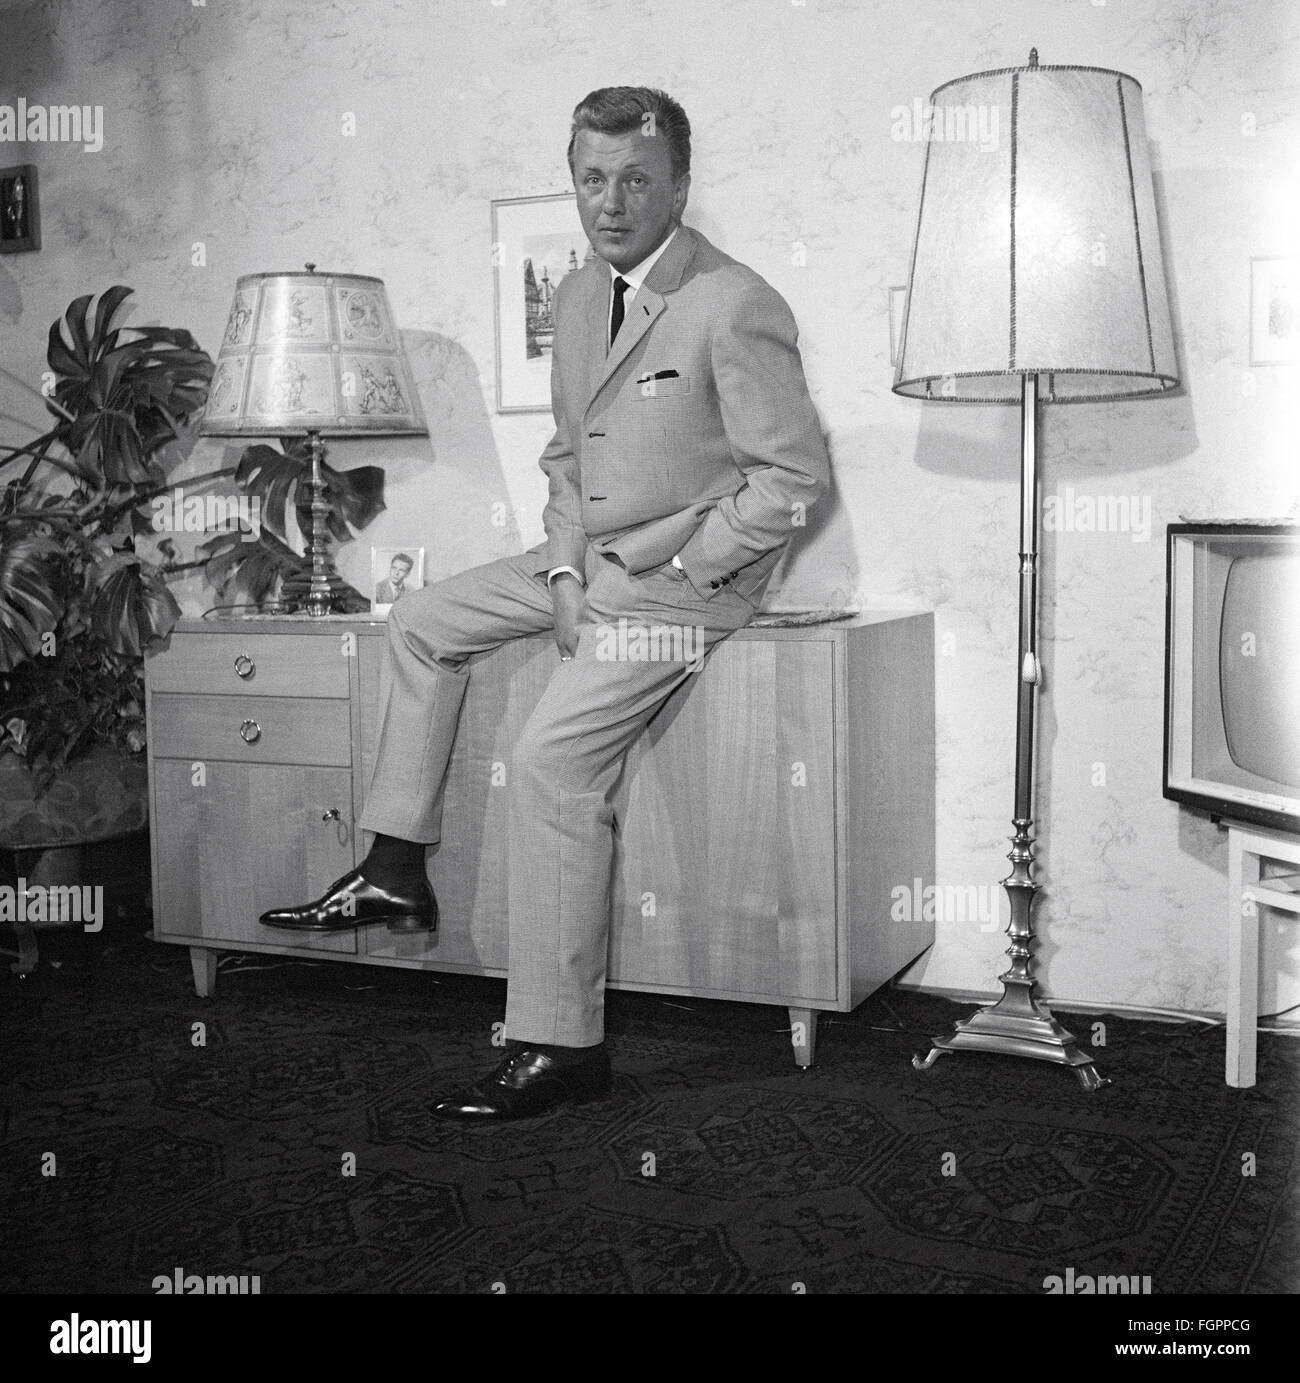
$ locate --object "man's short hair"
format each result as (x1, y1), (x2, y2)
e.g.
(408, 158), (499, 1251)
(567, 87), (691, 182)
(391, 552), (414, 571)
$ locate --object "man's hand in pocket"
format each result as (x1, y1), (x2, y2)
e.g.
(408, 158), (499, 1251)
(551, 572), (585, 660)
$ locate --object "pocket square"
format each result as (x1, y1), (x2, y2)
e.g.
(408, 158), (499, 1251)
(636, 372), (691, 399)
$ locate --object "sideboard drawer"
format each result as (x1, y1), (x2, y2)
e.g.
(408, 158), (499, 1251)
(148, 632), (352, 698)
(149, 694), (352, 766)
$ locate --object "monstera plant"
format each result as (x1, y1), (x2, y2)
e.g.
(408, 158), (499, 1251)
(0, 288), (215, 812)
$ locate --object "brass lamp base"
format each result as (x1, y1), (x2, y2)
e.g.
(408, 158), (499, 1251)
(912, 815), (1110, 1092)
(278, 568), (352, 618)
(913, 1005), (1110, 1092)
(280, 430), (344, 617)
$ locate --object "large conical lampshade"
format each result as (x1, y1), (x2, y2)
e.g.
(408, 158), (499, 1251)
(893, 57), (1179, 403)
(201, 268), (427, 436)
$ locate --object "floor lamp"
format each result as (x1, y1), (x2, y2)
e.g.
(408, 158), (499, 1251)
(895, 52), (1180, 1090)
(201, 266), (427, 615)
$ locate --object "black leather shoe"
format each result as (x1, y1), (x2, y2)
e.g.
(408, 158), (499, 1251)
(259, 868), (437, 934)
(431, 1046), (611, 1120)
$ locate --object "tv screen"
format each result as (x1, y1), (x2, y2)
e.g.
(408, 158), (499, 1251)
(1165, 522), (1300, 835)
(1220, 551), (1300, 790)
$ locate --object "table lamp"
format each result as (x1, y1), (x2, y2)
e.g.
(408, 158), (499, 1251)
(894, 51), (1180, 1089)
(201, 265), (427, 615)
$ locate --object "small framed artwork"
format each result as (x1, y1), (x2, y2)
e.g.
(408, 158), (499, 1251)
(0, 164), (40, 254)
(492, 192), (588, 412)
(371, 546), (424, 616)
(1249, 257), (1296, 366)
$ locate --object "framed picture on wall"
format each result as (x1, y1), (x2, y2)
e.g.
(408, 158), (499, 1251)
(0, 164), (40, 254)
(492, 192), (588, 412)
(371, 546), (425, 616)
(1250, 257), (1296, 366)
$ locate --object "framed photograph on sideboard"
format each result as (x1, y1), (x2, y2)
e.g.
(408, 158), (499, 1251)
(492, 193), (587, 412)
(371, 546), (425, 617)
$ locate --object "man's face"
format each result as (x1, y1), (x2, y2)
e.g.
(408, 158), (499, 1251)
(572, 128), (689, 273)
(389, 558), (412, 584)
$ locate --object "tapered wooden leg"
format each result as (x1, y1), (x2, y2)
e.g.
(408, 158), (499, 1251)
(189, 946), (218, 998)
(1226, 830), (1258, 1089)
(788, 1007), (817, 1068)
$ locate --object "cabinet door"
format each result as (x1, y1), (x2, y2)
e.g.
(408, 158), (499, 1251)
(151, 759), (357, 955)
(609, 637), (838, 1003)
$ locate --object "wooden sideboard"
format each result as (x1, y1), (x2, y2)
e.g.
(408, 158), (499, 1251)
(146, 612), (934, 1065)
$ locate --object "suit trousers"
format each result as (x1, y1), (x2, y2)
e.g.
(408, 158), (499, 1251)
(357, 547), (759, 1046)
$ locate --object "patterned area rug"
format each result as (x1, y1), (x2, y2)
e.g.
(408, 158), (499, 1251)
(2, 923), (1297, 1294)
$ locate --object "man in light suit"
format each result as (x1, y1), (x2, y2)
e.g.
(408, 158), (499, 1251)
(261, 87), (829, 1119)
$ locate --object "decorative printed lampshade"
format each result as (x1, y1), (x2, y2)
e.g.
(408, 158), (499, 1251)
(893, 56), (1179, 403)
(201, 268), (427, 436)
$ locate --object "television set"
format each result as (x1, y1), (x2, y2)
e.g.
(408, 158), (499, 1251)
(1164, 521), (1300, 834)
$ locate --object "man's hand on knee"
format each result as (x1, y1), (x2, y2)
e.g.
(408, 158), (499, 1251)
(550, 572), (585, 661)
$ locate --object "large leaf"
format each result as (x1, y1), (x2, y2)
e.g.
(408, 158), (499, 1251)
(200, 527), (310, 606)
(91, 285), (134, 348)
(45, 289), (214, 488)
(0, 526), (64, 671)
(235, 441), (386, 544)
(45, 293), (94, 378)
(87, 552), (181, 657)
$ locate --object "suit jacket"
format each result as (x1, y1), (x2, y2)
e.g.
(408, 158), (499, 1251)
(374, 579), (407, 605)
(530, 224), (828, 602)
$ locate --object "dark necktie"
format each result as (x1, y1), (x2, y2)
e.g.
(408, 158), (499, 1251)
(609, 276), (629, 350)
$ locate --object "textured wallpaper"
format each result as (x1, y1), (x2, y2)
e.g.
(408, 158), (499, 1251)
(1, 0), (1296, 1014)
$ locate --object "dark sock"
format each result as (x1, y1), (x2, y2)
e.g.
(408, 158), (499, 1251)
(510, 1039), (605, 1066)
(360, 833), (427, 894)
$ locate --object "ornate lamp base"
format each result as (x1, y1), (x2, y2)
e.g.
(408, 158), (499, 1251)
(279, 431), (344, 618)
(278, 568), (352, 618)
(912, 816), (1111, 1092)
(912, 1005), (1110, 1092)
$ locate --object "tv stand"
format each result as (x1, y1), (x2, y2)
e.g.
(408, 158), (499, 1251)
(1226, 822), (1300, 1088)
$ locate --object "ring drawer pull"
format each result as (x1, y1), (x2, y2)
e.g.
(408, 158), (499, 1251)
(233, 653), (255, 679)
(239, 719), (262, 744)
